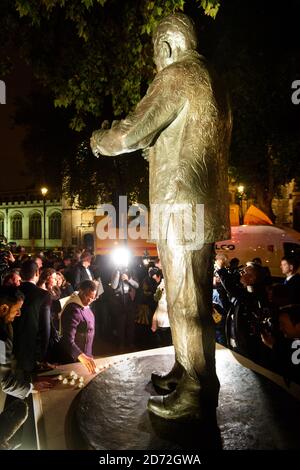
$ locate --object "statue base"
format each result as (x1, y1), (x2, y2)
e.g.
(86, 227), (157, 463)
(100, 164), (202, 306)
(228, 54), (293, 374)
(68, 348), (300, 450)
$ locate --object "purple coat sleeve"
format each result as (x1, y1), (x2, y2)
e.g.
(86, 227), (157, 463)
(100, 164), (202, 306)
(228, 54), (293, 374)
(60, 304), (83, 361)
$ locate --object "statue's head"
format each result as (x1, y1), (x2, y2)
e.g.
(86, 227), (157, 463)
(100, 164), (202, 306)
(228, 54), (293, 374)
(153, 13), (198, 72)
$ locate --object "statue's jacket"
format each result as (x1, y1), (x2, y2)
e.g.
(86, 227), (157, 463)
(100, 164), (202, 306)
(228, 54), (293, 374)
(96, 50), (232, 244)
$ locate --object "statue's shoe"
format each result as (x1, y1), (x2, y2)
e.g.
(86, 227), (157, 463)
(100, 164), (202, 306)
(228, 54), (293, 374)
(151, 361), (184, 393)
(148, 375), (202, 420)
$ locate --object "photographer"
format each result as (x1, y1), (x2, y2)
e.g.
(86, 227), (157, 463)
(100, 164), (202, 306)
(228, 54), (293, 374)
(261, 304), (300, 384)
(213, 254), (231, 313)
(226, 263), (269, 362)
(213, 254), (243, 345)
(111, 265), (139, 351)
(135, 266), (162, 349)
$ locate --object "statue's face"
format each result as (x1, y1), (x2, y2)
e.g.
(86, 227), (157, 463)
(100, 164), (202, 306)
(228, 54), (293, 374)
(153, 37), (170, 72)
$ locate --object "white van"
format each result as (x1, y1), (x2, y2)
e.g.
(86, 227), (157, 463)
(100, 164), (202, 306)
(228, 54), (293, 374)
(216, 225), (300, 277)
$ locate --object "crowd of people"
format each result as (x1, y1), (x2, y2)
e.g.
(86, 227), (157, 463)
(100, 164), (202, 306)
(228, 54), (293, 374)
(0, 246), (171, 370)
(1, 246), (300, 381)
(0, 245), (172, 448)
(213, 253), (300, 385)
(1, 243), (300, 447)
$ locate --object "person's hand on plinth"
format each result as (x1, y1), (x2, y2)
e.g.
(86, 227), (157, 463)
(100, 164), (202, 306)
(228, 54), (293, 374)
(78, 353), (97, 374)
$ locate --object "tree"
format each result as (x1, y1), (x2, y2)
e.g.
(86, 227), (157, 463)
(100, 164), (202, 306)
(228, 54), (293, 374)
(0, 0), (221, 207)
(63, 140), (149, 208)
(13, 91), (76, 191)
(9, 0), (221, 131)
(2, 0), (300, 218)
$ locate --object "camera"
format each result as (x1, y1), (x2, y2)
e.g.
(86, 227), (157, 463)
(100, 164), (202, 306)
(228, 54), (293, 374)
(246, 306), (276, 338)
(148, 267), (162, 278)
(260, 316), (276, 335)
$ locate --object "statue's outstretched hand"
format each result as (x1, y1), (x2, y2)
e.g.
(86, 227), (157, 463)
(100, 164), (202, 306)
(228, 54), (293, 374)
(101, 120), (110, 129)
(90, 120), (120, 157)
(90, 120), (115, 157)
(90, 129), (106, 157)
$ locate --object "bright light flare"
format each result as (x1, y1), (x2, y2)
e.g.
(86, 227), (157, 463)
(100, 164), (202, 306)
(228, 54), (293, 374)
(111, 247), (130, 267)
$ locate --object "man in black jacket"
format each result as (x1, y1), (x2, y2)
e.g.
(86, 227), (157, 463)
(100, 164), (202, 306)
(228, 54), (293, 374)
(280, 256), (300, 304)
(13, 260), (52, 376)
(0, 288), (29, 397)
(0, 286), (53, 449)
(261, 304), (300, 384)
(111, 268), (139, 350)
(73, 251), (95, 290)
(73, 251), (104, 300)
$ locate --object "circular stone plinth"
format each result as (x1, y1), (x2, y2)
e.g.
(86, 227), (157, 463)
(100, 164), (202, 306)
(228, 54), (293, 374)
(70, 352), (300, 450)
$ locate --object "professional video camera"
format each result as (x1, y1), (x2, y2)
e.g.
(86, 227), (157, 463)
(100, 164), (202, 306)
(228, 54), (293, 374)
(259, 313), (277, 336)
(226, 299), (277, 361)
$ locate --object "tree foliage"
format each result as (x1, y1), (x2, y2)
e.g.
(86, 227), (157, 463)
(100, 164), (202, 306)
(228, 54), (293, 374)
(1, 0), (220, 207)
(10, 0), (220, 131)
(62, 140), (149, 208)
(2, 0), (300, 219)
(13, 91), (76, 190)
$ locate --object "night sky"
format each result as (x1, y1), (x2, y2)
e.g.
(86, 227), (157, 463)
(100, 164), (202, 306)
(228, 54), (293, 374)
(0, 58), (33, 191)
(1, 1), (300, 194)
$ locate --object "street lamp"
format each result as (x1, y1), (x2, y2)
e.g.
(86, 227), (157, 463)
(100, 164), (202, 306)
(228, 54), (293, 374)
(237, 185), (245, 225)
(41, 187), (48, 251)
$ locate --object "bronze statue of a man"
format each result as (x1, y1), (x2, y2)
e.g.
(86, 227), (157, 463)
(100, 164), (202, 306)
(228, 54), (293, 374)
(91, 13), (231, 420)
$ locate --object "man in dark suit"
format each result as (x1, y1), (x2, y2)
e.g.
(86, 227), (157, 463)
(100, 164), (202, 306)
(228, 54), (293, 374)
(0, 286), (53, 449)
(0, 287), (30, 398)
(13, 260), (52, 377)
(73, 251), (95, 290)
(280, 256), (300, 304)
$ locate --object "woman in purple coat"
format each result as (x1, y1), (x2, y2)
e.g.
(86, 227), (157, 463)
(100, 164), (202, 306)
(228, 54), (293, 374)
(59, 280), (97, 373)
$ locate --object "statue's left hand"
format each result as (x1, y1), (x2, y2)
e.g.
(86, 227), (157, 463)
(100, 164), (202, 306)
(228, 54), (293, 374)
(90, 129), (106, 157)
